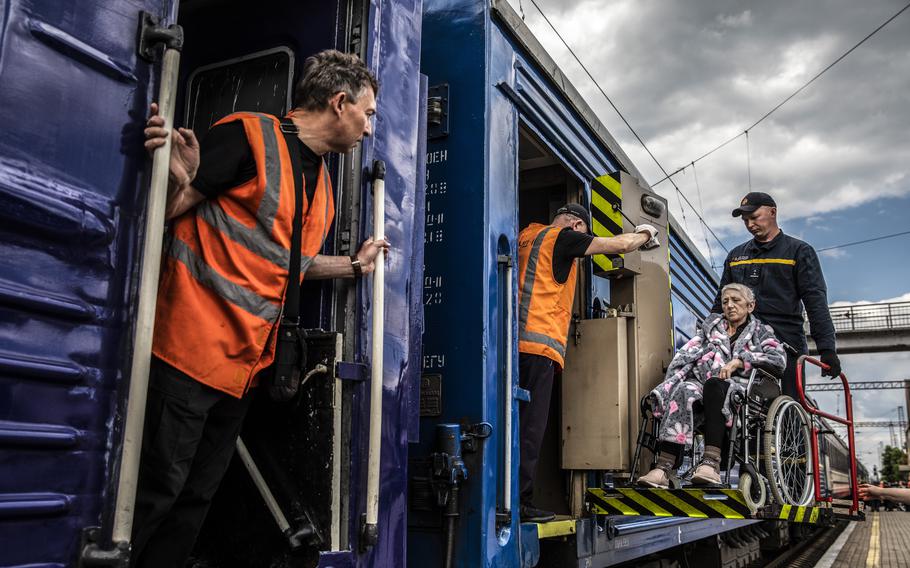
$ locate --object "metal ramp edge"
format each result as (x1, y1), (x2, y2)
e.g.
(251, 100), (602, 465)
(586, 487), (840, 525)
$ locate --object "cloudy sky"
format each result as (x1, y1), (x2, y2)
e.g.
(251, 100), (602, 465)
(505, 0), (910, 474)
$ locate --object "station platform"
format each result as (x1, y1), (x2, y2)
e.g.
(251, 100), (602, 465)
(822, 512), (910, 568)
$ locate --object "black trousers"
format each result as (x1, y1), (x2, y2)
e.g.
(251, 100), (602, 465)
(702, 378), (730, 448)
(131, 358), (254, 568)
(518, 353), (556, 505)
(660, 377), (730, 463)
(778, 334), (808, 400)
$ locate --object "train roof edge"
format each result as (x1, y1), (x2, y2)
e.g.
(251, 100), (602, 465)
(490, 0), (720, 280)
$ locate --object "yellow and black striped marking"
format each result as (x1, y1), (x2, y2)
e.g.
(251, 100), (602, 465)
(756, 503), (833, 525)
(586, 487), (753, 520)
(590, 172), (623, 275)
(535, 519), (576, 539)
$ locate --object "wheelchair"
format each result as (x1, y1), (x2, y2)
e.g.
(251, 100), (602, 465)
(631, 366), (815, 512)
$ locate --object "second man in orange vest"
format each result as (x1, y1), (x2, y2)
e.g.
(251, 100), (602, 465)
(517, 203), (657, 522)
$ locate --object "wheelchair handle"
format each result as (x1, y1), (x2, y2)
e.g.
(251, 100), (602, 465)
(796, 355), (859, 516)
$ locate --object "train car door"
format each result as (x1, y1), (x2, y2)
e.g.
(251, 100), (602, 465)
(153, 1), (426, 567)
(0, 2), (180, 567)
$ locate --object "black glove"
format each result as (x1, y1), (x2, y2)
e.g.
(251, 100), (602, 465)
(820, 349), (841, 378)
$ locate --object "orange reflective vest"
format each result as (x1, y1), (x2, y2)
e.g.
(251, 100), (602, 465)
(152, 112), (335, 398)
(517, 223), (578, 367)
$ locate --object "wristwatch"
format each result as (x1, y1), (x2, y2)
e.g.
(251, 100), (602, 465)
(350, 255), (363, 278)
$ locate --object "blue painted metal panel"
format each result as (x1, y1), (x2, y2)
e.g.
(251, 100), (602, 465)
(416, 2), (743, 567)
(412, 1), (492, 566)
(333, 0), (426, 565)
(0, 2), (174, 566)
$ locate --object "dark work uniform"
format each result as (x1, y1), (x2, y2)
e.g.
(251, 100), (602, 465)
(710, 230), (836, 400)
(132, 121), (320, 567)
(519, 228), (593, 505)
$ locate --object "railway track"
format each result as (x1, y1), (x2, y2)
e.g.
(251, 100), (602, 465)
(760, 521), (847, 568)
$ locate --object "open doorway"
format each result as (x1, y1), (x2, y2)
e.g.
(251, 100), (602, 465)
(166, 1), (365, 565)
(516, 124), (587, 517)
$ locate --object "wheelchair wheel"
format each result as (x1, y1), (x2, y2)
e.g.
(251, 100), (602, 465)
(739, 471), (767, 513)
(763, 396), (814, 506)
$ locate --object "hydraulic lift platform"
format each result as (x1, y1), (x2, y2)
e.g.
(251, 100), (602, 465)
(586, 487), (863, 525)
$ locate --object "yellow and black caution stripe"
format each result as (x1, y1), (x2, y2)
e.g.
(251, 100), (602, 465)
(535, 519), (577, 539)
(590, 172), (624, 275)
(757, 503), (833, 525)
(586, 487), (753, 520)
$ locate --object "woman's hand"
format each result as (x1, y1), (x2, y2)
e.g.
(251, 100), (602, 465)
(718, 358), (743, 380)
(858, 484), (882, 501)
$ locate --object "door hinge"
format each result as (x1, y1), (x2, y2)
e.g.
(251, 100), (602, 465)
(138, 11), (183, 62)
(336, 360), (368, 381)
(427, 83), (450, 139)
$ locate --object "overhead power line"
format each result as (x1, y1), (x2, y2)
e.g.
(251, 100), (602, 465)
(652, 0), (910, 188)
(526, 0), (729, 253)
(817, 230), (910, 252)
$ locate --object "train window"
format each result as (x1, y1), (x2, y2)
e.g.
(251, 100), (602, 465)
(671, 293), (700, 349)
(183, 47), (295, 135)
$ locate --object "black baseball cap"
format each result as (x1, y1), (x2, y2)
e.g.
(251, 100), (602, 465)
(732, 192), (776, 217)
(555, 203), (592, 233)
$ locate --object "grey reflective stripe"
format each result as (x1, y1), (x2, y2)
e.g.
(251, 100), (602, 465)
(256, 115), (283, 233)
(317, 162), (331, 248)
(169, 238), (280, 322)
(301, 255), (314, 273)
(520, 330), (567, 359)
(518, 226), (557, 334)
(197, 201), (287, 267)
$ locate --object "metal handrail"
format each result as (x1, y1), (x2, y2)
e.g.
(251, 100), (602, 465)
(795, 355), (860, 515)
(363, 161), (386, 546)
(824, 301), (910, 333)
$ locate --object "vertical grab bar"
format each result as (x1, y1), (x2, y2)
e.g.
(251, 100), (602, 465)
(497, 254), (514, 521)
(363, 160), (386, 545)
(111, 41), (181, 547)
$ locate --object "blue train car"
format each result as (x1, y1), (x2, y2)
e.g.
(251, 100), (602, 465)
(0, 0), (776, 567)
(409, 2), (760, 567)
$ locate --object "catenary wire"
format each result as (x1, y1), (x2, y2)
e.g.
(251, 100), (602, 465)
(691, 163), (715, 268)
(816, 230), (910, 252)
(526, 0), (729, 253)
(651, 0), (910, 188)
(745, 131), (752, 192)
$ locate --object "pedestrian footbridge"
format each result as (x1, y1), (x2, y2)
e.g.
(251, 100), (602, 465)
(808, 301), (910, 355)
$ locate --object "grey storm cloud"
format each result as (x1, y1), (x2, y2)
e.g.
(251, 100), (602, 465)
(509, 0), (910, 250)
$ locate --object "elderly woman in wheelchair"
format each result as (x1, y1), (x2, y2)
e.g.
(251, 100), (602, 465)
(638, 283), (786, 489)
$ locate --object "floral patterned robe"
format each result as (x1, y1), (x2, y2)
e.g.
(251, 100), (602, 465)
(650, 313), (786, 446)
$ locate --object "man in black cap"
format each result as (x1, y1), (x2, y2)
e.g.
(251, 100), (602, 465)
(711, 192), (840, 399)
(516, 203), (657, 522)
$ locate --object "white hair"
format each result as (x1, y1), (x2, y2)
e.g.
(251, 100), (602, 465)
(721, 283), (755, 303)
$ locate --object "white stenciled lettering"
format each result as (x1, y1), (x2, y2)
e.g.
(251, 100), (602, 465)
(423, 354), (446, 369)
(424, 291), (443, 306)
(426, 181), (447, 195)
(426, 149), (448, 164)
(424, 229), (444, 244)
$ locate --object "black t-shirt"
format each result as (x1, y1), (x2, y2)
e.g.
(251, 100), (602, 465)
(552, 228), (594, 284)
(193, 122), (321, 203)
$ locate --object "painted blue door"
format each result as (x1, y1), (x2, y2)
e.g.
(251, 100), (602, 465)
(0, 1), (176, 566)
